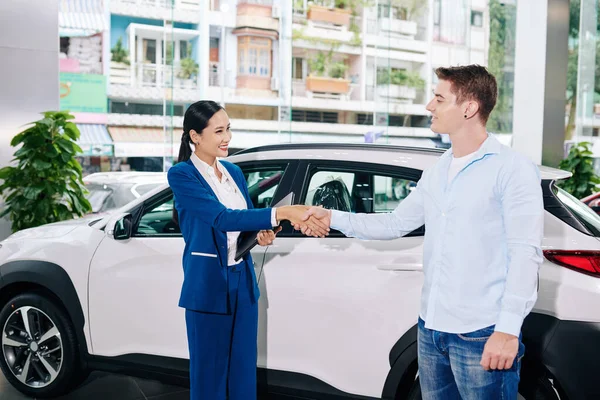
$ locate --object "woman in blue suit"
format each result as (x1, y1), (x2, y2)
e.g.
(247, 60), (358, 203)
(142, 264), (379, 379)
(167, 101), (328, 400)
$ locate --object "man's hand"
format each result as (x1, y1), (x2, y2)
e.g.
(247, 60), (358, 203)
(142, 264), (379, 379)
(292, 206), (331, 236)
(257, 226), (282, 246)
(480, 332), (519, 371)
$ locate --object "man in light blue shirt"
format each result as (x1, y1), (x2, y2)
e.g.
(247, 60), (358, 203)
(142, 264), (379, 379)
(299, 65), (543, 399)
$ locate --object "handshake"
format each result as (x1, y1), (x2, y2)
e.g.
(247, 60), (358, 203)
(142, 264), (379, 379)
(275, 205), (332, 238)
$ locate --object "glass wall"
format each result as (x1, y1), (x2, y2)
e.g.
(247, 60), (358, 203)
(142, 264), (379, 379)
(57, 0), (518, 174)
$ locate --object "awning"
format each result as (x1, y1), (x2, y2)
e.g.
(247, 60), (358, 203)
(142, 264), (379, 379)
(59, 0), (107, 37)
(109, 127), (183, 143)
(76, 124), (113, 156)
(109, 126), (182, 158)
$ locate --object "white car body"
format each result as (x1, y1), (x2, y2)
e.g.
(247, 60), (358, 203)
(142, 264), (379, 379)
(0, 143), (598, 399)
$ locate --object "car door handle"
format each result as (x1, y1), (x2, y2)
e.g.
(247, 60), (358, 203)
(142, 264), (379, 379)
(377, 264), (422, 271)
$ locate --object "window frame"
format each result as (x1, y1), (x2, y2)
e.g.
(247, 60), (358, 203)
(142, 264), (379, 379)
(131, 188), (181, 238)
(290, 160), (424, 238)
(237, 36), (272, 78)
(237, 159), (300, 204)
(471, 10), (484, 28)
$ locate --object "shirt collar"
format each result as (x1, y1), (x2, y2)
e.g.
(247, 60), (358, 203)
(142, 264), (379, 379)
(190, 153), (228, 181)
(444, 132), (503, 161)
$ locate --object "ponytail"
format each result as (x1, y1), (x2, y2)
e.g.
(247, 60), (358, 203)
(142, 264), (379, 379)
(177, 131), (192, 164)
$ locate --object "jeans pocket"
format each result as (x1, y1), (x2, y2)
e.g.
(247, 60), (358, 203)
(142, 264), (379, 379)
(457, 325), (495, 342)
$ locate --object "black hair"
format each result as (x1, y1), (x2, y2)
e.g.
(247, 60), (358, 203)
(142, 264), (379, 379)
(177, 100), (224, 163)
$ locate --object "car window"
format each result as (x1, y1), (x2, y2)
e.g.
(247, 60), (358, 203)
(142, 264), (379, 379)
(242, 166), (287, 208)
(303, 169), (417, 214)
(373, 177), (417, 213)
(555, 186), (600, 236)
(134, 195), (181, 236)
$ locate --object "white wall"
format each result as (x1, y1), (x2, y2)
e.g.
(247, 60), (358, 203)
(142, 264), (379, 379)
(0, 0), (59, 239)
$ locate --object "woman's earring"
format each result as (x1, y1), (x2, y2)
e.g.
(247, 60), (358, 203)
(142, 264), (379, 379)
(464, 115), (467, 118)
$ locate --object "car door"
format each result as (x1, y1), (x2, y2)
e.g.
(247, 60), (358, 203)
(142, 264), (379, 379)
(258, 161), (425, 398)
(87, 163), (293, 359)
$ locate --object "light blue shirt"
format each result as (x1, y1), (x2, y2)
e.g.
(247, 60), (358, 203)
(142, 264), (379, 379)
(331, 134), (544, 336)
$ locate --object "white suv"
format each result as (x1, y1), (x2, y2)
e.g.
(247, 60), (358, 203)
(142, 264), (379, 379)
(0, 143), (598, 400)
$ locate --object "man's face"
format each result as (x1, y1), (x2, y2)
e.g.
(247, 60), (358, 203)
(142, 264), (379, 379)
(425, 79), (466, 135)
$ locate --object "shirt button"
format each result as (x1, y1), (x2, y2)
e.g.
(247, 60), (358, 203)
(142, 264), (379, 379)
(442, 213), (446, 217)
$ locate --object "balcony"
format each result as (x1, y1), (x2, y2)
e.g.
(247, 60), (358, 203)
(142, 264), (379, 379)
(307, 4), (351, 28)
(292, 79), (359, 102)
(379, 18), (418, 39)
(109, 62), (200, 102)
(376, 84), (417, 103)
(108, 113), (184, 127)
(110, 0), (201, 23)
(236, 0), (279, 32)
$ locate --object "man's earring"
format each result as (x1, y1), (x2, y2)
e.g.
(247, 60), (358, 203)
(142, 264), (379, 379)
(464, 115), (467, 118)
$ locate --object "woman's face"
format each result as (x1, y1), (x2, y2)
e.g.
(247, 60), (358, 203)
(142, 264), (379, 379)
(191, 109), (232, 161)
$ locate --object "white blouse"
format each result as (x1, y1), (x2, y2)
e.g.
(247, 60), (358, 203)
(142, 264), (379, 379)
(190, 153), (276, 265)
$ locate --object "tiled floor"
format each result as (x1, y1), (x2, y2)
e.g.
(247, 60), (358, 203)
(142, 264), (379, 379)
(0, 372), (190, 400)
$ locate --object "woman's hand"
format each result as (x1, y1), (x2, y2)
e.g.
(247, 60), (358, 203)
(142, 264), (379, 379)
(257, 226), (282, 246)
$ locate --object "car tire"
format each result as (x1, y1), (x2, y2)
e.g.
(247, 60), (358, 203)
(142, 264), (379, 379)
(0, 292), (84, 398)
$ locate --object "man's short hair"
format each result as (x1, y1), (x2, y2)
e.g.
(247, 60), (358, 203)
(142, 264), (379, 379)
(434, 65), (497, 123)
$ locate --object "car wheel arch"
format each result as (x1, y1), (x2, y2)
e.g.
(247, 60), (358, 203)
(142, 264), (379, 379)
(381, 324), (419, 399)
(0, 260), (89, 365)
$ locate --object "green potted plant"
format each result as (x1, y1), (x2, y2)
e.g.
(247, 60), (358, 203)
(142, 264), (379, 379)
(177, 57), (199, 87)
(111, 37), (130, 65)
(558, 142), (600, 198)
(0, 111), (92, 233)
(307, 52), (350, 94)
(377, 68), (421, 101)
(329, 61), (349, 79)
(308, 51), (329, 77)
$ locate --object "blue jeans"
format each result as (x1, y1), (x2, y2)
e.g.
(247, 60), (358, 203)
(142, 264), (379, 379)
(417, 318), (524, 400)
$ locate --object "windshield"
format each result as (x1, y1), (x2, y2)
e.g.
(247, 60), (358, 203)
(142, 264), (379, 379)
(85, 183), (137, 213)
(555, 186), (600, 236)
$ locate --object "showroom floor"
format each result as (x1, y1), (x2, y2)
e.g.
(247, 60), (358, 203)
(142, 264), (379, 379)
(0, 372), (190, 400)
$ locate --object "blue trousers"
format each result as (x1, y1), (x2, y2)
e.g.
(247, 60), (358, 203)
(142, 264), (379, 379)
(186, 260), (258, 400)
(417, 318), (524, 400)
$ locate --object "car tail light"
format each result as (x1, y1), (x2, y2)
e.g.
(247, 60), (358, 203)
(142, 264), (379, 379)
(543, 250), (600, 277)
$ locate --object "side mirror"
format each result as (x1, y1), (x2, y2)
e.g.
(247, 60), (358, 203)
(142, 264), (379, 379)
(107, 213), (133, 241)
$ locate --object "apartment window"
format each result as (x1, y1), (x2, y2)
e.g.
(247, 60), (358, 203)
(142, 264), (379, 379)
(357, 113), (373, 125)
(433, 0), (466, 45)
(238, 36), (271, 77)
(357, 114), (407, 127)
(259, 49), (269, 76)
(378, 4), (404, 20)
(291, 110), (338, 123)
(110, 101), (184, 116)
(471, 11), (483, 27)
(142, 39), (157, 64)
(180, 41), (189, 59)
(292, 57), (305, 80)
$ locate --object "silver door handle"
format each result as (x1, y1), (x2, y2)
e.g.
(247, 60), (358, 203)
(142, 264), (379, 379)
(377, 264), (422, 271)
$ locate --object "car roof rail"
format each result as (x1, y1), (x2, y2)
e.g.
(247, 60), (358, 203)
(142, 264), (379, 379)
(232, 143), (446, 156)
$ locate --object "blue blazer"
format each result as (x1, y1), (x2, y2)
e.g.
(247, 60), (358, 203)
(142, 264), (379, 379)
(167, 159), (273, 314)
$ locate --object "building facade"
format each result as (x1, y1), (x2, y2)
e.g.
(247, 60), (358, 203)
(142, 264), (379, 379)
(59, 0), (491, 173)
